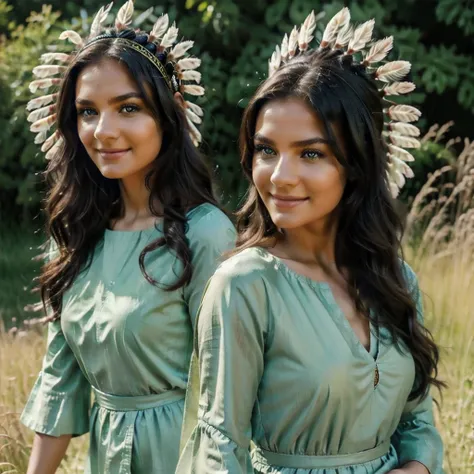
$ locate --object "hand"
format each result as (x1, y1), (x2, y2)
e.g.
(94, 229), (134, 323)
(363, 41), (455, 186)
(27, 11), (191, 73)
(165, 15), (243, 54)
(387, 462), (430, 474)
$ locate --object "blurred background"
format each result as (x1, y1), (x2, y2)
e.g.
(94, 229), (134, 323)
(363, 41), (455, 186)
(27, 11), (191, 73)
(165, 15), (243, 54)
(0, 0), (473, 472)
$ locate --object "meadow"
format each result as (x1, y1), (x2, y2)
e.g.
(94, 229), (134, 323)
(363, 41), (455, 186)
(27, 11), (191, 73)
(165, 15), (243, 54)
(0, 128), (473, 472)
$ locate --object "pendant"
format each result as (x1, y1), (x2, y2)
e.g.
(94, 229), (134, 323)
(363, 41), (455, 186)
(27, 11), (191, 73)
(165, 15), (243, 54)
(374, 364), (380, 388)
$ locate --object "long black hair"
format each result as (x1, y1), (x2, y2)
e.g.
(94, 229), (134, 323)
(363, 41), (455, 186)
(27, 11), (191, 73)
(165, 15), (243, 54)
(237, 48), (443, 400)
(40, 31), (219, 320)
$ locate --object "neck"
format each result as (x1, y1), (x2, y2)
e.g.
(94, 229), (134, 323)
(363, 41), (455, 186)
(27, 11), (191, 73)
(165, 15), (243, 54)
(279, 213), (339, 266)
(119, 173), (154, 222)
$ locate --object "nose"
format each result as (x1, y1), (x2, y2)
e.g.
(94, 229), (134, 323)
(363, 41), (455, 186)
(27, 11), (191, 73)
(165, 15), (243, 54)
(270, 155), (299, 187)
(93, 111), (119, 142)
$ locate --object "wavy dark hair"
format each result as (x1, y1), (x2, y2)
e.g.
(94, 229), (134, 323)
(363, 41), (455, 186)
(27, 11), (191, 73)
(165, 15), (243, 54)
(40, 31), (219, 320)
(237, 48), (443, 400)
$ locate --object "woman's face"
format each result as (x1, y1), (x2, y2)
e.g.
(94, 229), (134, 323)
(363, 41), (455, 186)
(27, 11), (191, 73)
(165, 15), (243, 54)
(75, 57), (162, 181)
(252, 97), (346, 231)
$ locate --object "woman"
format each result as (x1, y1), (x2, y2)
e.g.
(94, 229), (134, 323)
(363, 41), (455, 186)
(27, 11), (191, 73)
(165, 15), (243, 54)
(178, 8), (444, 474)
(21, 2), (235, 473)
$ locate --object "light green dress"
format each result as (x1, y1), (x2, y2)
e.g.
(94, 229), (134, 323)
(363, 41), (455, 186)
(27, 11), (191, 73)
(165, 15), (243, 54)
(21, 203), (236, 474)
(178, 247), (444, 474)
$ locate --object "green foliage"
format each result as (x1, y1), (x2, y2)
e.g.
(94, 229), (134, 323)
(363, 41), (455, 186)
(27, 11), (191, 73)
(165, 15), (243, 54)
(0, 0), (473, 220)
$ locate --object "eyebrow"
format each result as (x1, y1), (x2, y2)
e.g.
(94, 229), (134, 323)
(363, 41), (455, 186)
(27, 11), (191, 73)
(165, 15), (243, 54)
(75, 92), (143, 106)
(253, 133), (331, 148)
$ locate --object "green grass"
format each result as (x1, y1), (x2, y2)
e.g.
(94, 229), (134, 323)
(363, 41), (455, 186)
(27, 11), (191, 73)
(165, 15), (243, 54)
(0, 226), (43, 330)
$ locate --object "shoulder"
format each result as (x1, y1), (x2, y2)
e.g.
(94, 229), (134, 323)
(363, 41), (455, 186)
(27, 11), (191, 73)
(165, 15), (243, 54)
(399, 259), (419, 292)
(186, 203), (235, 242)
(210, 247), (278, 293)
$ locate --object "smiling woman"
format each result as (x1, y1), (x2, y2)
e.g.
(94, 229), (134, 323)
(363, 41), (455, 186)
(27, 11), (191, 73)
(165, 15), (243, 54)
(178, 6), (445, 474)
(20, 2), (235, 474)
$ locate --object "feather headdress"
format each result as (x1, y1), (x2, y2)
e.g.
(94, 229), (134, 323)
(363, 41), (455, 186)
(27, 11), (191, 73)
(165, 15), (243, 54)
(27, 0), (205, 154)
(267, 8), (421, 198)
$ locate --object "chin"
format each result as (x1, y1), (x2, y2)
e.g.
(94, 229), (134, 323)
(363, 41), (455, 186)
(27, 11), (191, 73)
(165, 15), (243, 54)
(270, 213), (308, 229)
(97, 166), (128, 180)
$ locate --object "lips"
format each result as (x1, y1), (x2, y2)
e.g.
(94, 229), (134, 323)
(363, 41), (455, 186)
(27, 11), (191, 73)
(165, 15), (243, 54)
(97, 149), (130, 159)
(270, 194), (309, 209)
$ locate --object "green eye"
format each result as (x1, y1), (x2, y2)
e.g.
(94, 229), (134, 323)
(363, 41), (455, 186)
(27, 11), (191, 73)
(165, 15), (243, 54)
(255, 144), (276, 156)
(121, 104), (140, 113)
(78, 108), (96, 117)
(302, 150), (323, 160)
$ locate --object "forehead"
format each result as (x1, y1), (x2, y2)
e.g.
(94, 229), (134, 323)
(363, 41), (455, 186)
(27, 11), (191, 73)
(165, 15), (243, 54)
(75, 57), (139, 98)
(255, 97), (327, 140)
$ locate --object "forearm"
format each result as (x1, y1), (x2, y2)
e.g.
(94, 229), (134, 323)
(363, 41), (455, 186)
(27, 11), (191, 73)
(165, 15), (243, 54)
(26, 432), (72, 474)
(402, 461), (430, 473)
(390, 461), (430, 474)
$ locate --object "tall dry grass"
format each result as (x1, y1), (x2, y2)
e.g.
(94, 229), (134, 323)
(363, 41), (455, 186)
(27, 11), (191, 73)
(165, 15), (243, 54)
(0, 125), (473, 472)
(404, 124), (474, 473)
(0, 327), (88, 473)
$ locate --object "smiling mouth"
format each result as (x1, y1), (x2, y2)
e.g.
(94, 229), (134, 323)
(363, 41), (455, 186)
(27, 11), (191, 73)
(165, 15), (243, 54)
(270, 194), (309, 208)
(97, 149), (130, 159)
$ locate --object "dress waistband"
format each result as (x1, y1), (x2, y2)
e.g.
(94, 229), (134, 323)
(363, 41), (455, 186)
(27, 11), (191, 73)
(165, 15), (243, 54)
(252, 439), (391, 469)
(92, 386), (185, 412)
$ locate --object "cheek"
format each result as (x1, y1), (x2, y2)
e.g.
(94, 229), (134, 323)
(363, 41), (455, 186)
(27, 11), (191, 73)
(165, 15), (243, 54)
(252, 158), (271, 194)
(77, 120), (95, 149)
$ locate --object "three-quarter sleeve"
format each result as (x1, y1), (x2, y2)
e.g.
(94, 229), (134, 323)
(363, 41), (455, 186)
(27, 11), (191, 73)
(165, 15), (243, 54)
(177, 266), (268, 473)
(21, 318), (91, 437)
(183, 206), (236, 327)
(391, 263), (444, 473)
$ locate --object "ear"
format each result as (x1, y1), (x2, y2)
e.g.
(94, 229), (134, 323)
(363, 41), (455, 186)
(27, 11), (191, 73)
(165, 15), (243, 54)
(173, 91), (186, 110)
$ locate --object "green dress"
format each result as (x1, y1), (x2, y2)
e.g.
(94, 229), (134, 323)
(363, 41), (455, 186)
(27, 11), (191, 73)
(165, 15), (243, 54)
(21, 203), (236, 474)
(178, 247), (444, 474)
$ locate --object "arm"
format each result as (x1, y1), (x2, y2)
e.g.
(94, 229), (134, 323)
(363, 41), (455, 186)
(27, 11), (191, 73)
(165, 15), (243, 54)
(21, 319), (91, 467)
(390, 264), (444, 474)
(178, 268), (267, 473)
(183, 206), (236, 327)
(26, 433), (72, 474)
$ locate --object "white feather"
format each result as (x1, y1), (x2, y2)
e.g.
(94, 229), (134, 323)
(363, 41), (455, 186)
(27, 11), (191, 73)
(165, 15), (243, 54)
(45, 137), (63, 160)
(388, 144), (415, 162)
(281, 34), (289, 61)
(29, 79), (61, 94)
(169, 40), (194, 60)
(363, 36), (393, 64)
(34, 131), (48, 144)
(387, 105), (421, 123)
(298, 11), (316, 51)
(41, 131), (60, 153)
(186, 101), (203, 117)
(389, 133), (420, 149)
(187, 118), (202, 146)
(30, 114), (57, 133)
(183, 85), (205, 96)
(27, 93), (58, 111)
(33, 65), (67, 79)
(348, 19), (375, 53)
(186, 107), (202, 124)
(376, 61), (411, 83)
(27, 104), (56, 123)
(149, 14), (169, 43)
(58, 30), (84, 47)
(90, 2), (113, 37)
(335, 24), (353, 48)
(321, 7), (350, 47)
(389, 122), (420, 137)
(160, 23), (179, 49)
(384, 81), (416, 96)
(269, 46), (281, 76)
(115, 0), (134, 30)
(181, 70), (201, 83)
(177, 58), (201, 71)
(288, 26), (299, 58)
(40, 53), (70, 64)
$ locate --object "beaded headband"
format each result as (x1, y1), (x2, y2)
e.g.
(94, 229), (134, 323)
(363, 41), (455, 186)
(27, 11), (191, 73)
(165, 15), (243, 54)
(27, 0), (205, 157)
(268, 8), (421, 198)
